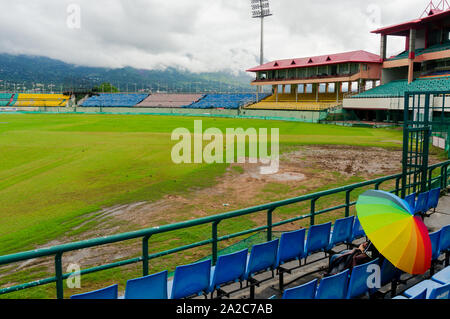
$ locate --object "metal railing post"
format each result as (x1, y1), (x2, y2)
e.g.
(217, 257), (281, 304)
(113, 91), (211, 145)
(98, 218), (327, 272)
(395, 177), (401, 197)
(310, 198), (317, 226)
(55, 253), (64, 299)
(345, 190), (351, 217)
(142, 235), (151, 277)
(267, 208), (275, 242)
(212, 221), (220, 265)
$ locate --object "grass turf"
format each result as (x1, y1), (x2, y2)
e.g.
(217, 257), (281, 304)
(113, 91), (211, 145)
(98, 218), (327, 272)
(0, 113), (403, 256)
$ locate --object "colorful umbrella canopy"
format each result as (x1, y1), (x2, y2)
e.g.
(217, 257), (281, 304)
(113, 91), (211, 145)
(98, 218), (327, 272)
(356, 190), (432, 275)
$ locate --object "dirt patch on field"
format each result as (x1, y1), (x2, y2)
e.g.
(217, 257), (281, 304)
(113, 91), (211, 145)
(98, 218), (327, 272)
(2, 144), (439, 285)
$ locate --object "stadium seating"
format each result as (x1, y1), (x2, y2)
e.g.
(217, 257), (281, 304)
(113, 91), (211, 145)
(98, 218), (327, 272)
(186, 93), (270, 109)
(136, 93), (204, 108)
(346, 258), (379, 299)
(404, 193), (416, 212)
(440, 225), (450, 266)
(351, 217), (366, 243)
(69, 221), (450, 300)
(245, 239), (279, 299)
(328, 216), (354, 250)
(304, 222), (332, 261)
(276, 229), (306, 289)
(414, 192), (429, 215)
(353, 76), (450, 98)
(124, 270), (168, 299)
(247, 92), (341, 111)
(168, 259), (211, 299)
(81, 94), (148, 107)
(282, 279), (318, 299)
(2, 94), (70, 107)
(0, 93), (17, 106)
(209, 249), (248, 298)
(70, 284), (118, 299)
(388, 42), (450, 62)
(432, 266), (450, 285)
(427, 188), (441, 212)
(393, 289), (427, 299)
(315, 269), (349, 299)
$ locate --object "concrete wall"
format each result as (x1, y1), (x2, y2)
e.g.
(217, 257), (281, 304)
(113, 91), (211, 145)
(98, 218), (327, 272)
(343, 95), (450, 111)
(1, 106), (328, 123)
(381, 67), (408, 84)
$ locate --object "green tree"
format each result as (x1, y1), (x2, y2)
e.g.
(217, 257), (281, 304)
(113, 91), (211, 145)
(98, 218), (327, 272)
(93, 82), (119, 93)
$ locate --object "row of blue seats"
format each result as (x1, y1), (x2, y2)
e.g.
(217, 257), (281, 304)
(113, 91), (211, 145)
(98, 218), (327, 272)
(185, 94), (270, 109)
(404, 188), (441, 216)
(71, 216), (366, 299)
(393, 266), (450, 299)
(81, 94), (149, 107)
(275, 224), (450, 299)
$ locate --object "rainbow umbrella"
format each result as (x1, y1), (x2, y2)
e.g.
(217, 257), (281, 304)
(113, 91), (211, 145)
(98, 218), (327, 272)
(356, 190), (432, 275)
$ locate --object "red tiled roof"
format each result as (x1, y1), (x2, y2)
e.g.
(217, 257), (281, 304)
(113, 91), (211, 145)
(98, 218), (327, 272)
(371, 8), (450, 36)
(246, 50), (380, 72)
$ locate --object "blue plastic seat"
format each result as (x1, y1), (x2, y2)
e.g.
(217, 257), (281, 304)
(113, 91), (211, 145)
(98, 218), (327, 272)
(282, 279), (318, 299)
(404, 280), (442, 299)
(346, 258), (379, 299)
(432, 266), (450, 285)
(414, 192), (429, 214)
(404, 193), (416, 212)
(209, 249), (248, 295)
(305, 222), (332, 258)
(328, 216), (354, 250)
(245, 239), (279, 279)
(316, 269), (349, 299)
(124, 270), (168, 299)
(393, 289), (427, 300)
(426, 188), (440, 212)
(351, 217), (366, 242)
(428, 282), (450, 299)
(277, 229), (306, 266)
(169, 260), (211, 299)
(439, 225), (450, 257)
(430, 230), (442, 262)
(70, 284), (118, 299)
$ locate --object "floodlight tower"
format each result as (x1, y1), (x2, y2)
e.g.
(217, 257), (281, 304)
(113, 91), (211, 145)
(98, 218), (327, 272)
(251, 0), (272, 93)
(251, 0), (272, 66)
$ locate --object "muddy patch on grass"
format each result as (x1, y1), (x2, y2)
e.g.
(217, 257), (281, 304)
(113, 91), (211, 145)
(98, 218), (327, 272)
(1, 144), (428, 284)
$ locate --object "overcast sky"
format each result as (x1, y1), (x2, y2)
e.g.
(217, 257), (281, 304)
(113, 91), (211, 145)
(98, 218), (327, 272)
(0, 0), (435, 73)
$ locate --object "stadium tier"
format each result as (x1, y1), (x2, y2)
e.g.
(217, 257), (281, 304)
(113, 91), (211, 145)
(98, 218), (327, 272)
(387, 41), (450, 61)
(353, 77), (450, 98)
(247, 93), (342, 111)
(185, 93), (270, 109)
(135, 93), (204, 108)
(0, 93), (17, 106)
(0, 94), (69, 107)
(81, 94), (149, 107)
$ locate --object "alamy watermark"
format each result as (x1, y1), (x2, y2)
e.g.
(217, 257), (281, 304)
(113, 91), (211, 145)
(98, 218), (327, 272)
(67, 3), (81, 29)
(171, 120), (279, 174)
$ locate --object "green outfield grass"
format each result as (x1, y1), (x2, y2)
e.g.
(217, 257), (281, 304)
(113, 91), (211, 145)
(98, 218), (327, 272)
(0, 113), (403, 257)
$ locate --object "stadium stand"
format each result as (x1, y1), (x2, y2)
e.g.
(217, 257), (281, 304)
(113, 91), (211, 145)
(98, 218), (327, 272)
(68, 220), (450, 299)
(0, 93), (17, 106)
(185, 93), (269, 109)
(81, 93), (148, 107)
(135, 93), (204, 108)
(353, 77), (450, 98)
(2, 94), (70, 107)
(387, 41), (450, 61)
(247, 93), (342, 111)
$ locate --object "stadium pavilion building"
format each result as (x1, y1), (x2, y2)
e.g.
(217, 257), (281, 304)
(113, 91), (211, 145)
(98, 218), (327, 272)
(246, 50), (382, 111)
(343, 7), (450, 122)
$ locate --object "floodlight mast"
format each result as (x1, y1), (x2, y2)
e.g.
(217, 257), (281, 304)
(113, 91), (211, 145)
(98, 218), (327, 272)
(251, 0), (272, 93)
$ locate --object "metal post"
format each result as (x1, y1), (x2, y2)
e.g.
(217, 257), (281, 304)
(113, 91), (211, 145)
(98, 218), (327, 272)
(212, 221), (220, 265)
(267, 208), (275, 242)
(142, 235), (151, 276)
(310, 198), (317, 226)
(345, 190), (351, 217)
(55, 253), (64, 299)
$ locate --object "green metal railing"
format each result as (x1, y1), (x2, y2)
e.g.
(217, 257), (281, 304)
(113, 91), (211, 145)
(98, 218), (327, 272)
(0, 160), (449, 299)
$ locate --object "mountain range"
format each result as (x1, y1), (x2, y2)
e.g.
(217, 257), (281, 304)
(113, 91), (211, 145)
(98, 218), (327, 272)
(0, 54), (256, 93)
